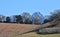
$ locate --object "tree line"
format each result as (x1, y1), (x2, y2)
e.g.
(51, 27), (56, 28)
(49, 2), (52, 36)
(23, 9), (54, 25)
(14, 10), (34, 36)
(0, 10), (60, 25)
(0, 12), (44, 24)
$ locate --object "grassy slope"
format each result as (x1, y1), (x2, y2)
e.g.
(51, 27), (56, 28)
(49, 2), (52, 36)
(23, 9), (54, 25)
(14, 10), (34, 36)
(0, 23), (40, 37)
(11, 32), (60, 37)
(0, 23), (60, 37)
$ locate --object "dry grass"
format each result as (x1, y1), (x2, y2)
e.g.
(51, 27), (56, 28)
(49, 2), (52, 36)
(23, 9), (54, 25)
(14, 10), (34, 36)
(0, 23), (40, 37)
(0, 23), (60, 37)
(11, 32), (60, 37)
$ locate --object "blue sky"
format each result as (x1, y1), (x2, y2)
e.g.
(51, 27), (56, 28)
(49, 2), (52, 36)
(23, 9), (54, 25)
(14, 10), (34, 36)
(0, 0), (60, 16)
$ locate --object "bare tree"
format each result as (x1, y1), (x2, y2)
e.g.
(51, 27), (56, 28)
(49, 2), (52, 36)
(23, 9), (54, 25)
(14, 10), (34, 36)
(0, 15), (6, 23)
(6, 16), (11, 23)
(44, 16), (51, 23)
(32, 12), (44, 25)
(21, 12), (32, 24)
(50, 10), (60, 20)
(15, 15), (22, 23)
(0, 15), (2, 22)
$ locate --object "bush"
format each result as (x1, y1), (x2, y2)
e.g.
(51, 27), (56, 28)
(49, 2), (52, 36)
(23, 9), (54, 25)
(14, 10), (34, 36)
(36, 27), (60, 34)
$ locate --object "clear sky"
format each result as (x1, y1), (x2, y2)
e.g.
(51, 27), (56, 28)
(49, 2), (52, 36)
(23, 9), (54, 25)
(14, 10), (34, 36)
(0, 0), (60, 16)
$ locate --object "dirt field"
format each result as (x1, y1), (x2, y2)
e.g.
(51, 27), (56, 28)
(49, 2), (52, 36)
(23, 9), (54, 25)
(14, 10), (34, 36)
(0, 23), (40, 37)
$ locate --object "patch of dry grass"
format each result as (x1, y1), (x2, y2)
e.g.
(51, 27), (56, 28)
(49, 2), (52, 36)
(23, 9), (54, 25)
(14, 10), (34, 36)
(11, 32), (60, 37)
(0, 23), (40, 37)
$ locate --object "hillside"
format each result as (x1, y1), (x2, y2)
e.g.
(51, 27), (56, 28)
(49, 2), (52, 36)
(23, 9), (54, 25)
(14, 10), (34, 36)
(0, 23), (40, 37)
(0, 20), (59, 37)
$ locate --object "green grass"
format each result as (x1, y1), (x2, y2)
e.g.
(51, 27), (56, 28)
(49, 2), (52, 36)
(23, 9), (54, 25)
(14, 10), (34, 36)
(11, 32), (60, 37)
